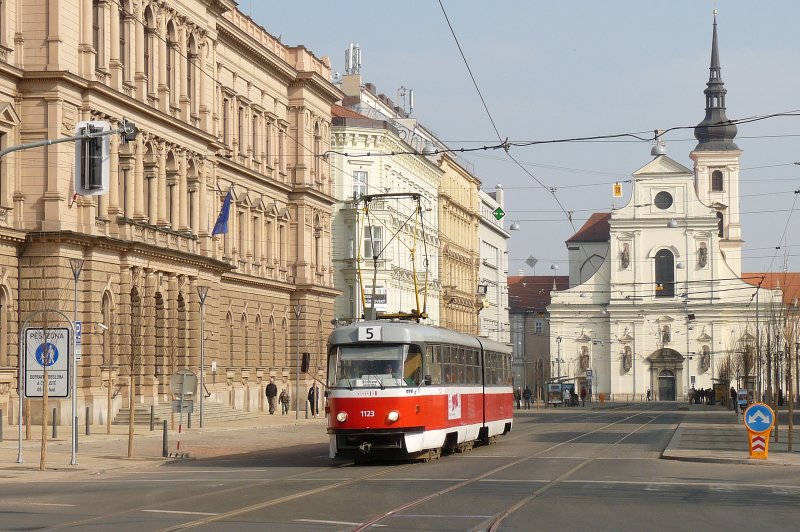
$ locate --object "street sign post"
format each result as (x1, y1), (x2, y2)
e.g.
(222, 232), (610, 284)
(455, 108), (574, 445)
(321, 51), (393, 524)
(24, 328), (71, 398)
(743, 403), (775, 460)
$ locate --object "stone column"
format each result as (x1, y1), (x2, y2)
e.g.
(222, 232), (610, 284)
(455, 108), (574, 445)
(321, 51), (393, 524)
(179, 25), (189, 118)
(199, 39), (209, 130)
(134, 0), (146, 100)
(81, 0), (94, 76)
(133, 136), (145, 220)
(178, 150), (188, 231)
(157, 9), (168, 111)
(155, 142), (166, 226)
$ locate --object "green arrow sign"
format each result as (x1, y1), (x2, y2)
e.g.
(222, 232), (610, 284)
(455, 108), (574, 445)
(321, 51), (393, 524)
(492, 207), (505, 220)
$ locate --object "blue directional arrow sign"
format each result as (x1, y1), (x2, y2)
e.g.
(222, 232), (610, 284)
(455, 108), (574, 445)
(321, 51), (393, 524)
(744, 403), (774, 433)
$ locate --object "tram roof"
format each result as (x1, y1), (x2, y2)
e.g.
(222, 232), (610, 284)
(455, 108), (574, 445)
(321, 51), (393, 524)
(328, 320), (511, 354)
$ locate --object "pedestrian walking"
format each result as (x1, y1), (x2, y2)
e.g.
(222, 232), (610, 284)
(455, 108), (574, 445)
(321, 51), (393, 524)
(279, 388), (290, 415)
(522, 386), (532, 410)
(514, 387), (522, 409)
(308, 384), (319, 416)
(580, 386), (587, 407)
(730, 386), (737, 413)
(646, 388), (651, 401)
(562, 386), (571, 407)
(265, 378), (278, 414)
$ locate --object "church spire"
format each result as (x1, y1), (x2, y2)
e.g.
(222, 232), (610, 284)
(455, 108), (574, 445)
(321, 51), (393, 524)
(693, 11), (739, 151)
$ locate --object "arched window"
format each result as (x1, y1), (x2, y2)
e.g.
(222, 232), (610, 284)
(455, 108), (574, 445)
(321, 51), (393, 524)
(711, 169), (724, 191)
(92, 0), (104, 70)
(268, 316), (275, 368)
(187, 35), (197, 112)
(226, 312), (234, 366)
(313, 122), (321, 181)
(119, 1), (130, 81)
(241, 313), (248, 366)
(101, 291), (112, 365)
(716, 212), (724, 238)
(143, 7), (155, 93)
(166, 21), (177, 106)
(654, 249), (675, 297)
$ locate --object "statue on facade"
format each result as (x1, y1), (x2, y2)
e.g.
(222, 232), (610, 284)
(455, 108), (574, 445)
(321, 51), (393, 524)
(697, 242), (708, 268)
(699, 347), (710, 372)
(579, 346), (590, 371)
(620, 243), (630, 269)
(622, 347), (632, 372)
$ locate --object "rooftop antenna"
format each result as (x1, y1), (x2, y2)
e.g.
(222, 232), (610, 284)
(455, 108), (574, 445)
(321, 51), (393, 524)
(344, 43), (361, 75)
(397, 86), (414, 115)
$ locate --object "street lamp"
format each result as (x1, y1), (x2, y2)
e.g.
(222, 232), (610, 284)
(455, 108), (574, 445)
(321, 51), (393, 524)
(196, 284), (209, 428)
(69, 257), (84, 466)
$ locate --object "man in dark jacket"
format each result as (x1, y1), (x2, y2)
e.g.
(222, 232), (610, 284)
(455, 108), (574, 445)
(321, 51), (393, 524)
(522, 386), (532, 410)
(308, 385), (319, 416)
(265, 378), (278, 414)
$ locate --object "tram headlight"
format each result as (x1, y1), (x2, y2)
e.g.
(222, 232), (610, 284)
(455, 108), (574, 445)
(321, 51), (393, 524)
(336, 412), (348, 423)
(387, 410), (400, 423)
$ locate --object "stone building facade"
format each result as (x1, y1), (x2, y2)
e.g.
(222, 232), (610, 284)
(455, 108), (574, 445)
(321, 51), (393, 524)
(0, 0), (341, 424)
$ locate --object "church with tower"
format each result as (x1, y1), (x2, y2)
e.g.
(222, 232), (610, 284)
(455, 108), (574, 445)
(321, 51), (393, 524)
(546, 15), (784, 401)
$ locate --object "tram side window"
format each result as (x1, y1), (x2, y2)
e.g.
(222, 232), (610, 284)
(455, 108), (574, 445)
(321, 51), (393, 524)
(426, 345), (442, 385)
(441, 344), (452, 384)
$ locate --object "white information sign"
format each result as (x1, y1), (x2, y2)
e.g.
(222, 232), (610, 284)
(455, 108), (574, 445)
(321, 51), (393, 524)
(358, 326), (382, 342)
(75, 320), (82, 361)
(25, 327), (71, 398)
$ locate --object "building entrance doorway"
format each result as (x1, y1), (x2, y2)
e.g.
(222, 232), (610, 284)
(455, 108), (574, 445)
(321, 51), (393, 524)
(658, 370), (676, 401)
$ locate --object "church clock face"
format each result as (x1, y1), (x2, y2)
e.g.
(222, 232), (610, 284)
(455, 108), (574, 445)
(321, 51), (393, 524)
(654, 191), (674, 210)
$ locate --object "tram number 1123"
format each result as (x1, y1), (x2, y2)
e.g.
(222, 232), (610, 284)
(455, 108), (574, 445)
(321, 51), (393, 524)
(361, 410), (375, 417)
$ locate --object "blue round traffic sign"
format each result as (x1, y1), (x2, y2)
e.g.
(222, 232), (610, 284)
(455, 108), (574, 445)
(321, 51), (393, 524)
(35, 342), (59, 367)
(743, 403), (774, 433)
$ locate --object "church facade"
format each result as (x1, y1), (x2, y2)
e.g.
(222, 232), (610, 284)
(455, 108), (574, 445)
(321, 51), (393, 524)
(547, 17), (783, 401)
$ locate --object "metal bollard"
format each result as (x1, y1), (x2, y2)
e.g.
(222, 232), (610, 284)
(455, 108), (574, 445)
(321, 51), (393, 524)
(162, 420), (168, 457)
(187, 412), (192, 429)
(85, 407), (90, 436)
(150, 405), (155, 432)
(52, 408), (57, 439)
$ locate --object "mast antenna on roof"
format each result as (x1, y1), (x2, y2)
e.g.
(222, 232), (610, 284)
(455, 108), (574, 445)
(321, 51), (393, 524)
(344, 43), (361, 75)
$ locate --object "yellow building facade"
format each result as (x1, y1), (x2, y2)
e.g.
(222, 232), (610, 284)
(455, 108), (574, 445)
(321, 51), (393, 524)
(0, 0), (341, 423)
(437, 154), (481, 334)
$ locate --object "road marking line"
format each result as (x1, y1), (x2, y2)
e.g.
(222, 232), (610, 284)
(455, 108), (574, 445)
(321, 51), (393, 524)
(143, 510), (219, 516)
(295, 519), (362, 526)
(28, 503), (77, 507)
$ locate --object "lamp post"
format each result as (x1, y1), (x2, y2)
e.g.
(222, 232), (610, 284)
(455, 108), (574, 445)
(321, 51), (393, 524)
(196, 285), (209, 429)
(294, 304), (303, 420)
(556, 336), (562, 381)
(69, 258), (84, 466)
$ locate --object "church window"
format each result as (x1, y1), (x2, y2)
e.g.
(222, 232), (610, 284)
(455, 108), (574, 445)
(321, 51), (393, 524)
(711, 170), (724, 191)
(654, 191), (673, 210)
(716, 212), (724, 238)
(654, 249), (675, 298)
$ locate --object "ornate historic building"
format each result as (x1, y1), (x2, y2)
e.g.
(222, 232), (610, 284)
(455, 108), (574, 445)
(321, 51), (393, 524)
(547, 17), (784, 401)
(0, 0), (341, 423)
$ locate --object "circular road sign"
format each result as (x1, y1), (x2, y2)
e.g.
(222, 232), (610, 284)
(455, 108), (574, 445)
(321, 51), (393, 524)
(743, 403), (775, 434)
(35, 342), (59, 367)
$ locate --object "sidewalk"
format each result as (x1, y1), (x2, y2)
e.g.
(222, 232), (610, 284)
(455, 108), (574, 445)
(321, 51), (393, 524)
(662, 403), (800, 466)
(0, 408), (328, 481)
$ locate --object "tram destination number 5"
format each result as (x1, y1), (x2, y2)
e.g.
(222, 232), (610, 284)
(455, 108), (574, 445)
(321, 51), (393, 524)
(358, 326), (382, 341)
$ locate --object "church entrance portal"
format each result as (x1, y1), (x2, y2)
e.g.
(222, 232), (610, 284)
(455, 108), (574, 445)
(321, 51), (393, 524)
(658, 370), (676, 401)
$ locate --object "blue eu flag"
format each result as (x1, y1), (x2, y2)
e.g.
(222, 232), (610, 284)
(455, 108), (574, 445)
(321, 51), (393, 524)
(212, 188), (233, 235)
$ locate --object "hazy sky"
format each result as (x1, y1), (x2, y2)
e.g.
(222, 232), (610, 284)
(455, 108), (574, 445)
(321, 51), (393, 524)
(247, 1), (800, 275)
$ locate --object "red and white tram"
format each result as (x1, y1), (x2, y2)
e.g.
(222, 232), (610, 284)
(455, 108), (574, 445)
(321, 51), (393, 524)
(326, 320), (513, 461)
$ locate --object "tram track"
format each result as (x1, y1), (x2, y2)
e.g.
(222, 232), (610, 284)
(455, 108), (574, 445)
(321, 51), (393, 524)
(352, 405), (665, 531)
(43, 404), (664, 531)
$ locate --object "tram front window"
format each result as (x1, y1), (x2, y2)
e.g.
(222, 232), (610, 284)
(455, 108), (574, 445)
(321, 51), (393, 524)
(328, 344), (423, 388)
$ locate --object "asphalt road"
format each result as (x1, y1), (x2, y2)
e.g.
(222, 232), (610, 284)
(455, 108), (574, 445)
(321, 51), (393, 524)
(2, 403), (799, 531)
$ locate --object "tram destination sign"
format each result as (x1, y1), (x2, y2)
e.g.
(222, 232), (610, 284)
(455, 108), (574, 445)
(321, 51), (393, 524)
(24, 327), (71, 398)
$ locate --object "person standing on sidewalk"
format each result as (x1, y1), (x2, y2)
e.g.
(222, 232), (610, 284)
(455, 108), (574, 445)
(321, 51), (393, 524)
(522, 386), (532, 410)
(730, 386), (737, 413)
(265, 378), (278, 414)
(514, 387), (522, 409)
(308, 384), (319, 416)
(580, 386), (587, 407)
(279, 388), (290, 415)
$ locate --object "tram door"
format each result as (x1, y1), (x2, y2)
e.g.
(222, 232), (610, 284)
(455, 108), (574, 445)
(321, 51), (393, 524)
(657, 370), (676, 401)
